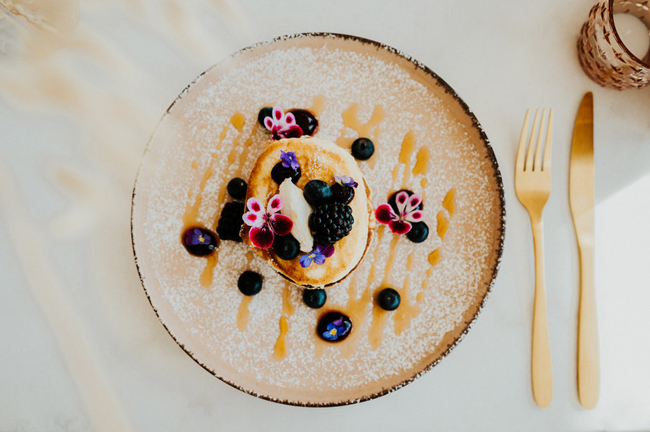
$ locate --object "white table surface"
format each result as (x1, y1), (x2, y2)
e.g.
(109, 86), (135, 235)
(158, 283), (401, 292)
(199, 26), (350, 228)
(1, 1), (649, 431)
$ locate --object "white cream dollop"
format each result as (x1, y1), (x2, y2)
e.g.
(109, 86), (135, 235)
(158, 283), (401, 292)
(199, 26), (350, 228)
(279, 178), (314, 252)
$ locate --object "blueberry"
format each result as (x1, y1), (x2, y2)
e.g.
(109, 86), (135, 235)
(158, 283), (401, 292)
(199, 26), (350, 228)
(227, 178), (247, 200)
(289, 109), (319, 136)
(317, 311), (353, 342)
(271, 162), (301, 185)
(303, 180), (332, 207)
(238, 271), (263, 296)
(331, 182), (355, 204)
(351, 138), (375, 160)
(182, 227), (217, 256)
(388, 189), (423, 213)
(258, 106), (273, 127)
(274, 234), (300, 260)
(378, 288), (401, 311)
(406, 221), (429, 243)
(303, 288), (327, 309)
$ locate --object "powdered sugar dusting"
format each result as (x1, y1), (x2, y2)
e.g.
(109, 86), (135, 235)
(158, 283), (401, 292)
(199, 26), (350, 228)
(133, 35), (503, 403)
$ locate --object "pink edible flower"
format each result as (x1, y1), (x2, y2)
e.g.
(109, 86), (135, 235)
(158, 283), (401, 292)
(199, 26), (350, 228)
(375, 191), (423, 235)
(264, 107), (303, 140)
(242, 195), (293, 249)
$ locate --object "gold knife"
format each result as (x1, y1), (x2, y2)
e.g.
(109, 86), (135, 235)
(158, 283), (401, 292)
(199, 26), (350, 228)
(569, 92), (599, 409)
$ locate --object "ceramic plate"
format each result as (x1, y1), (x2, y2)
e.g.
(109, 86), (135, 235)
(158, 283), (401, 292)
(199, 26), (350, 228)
(131, 33), (505, 406)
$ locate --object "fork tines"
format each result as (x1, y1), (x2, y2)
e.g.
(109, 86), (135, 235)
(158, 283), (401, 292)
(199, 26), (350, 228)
(517, 109), (554, 173)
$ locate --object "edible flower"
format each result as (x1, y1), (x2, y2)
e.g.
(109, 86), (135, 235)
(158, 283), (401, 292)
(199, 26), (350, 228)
(280, 150), (300, 171)
(264, 107), (303, 140)
(375, 191), (424, 235)
(243, 195), (293, 249)
(299, 244), (335, 268)
(334, 174), (358, 188)
(185, 228), (212, 246)
(322, 317), (351, 341)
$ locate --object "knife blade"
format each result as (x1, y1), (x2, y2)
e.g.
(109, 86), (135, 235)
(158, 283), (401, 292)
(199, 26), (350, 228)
(569, 91), (599, 409)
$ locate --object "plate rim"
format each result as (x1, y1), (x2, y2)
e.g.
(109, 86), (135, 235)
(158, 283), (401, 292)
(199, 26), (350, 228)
(130, 32), (506, 407)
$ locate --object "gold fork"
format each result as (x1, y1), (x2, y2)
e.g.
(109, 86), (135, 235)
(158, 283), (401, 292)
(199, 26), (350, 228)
(515, 109), (554, 408)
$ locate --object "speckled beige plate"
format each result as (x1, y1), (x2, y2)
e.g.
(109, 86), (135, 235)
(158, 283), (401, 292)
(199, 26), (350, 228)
(131, 33), (505, 406)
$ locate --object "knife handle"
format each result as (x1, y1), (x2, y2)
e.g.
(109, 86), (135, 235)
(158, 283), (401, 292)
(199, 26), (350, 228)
(577, 242), (599, 409)
(531, 216), (553, 408)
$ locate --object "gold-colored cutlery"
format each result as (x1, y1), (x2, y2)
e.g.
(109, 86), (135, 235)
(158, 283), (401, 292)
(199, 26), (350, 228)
(515, 94), (600, 409)
(570, 92), (599, 410)
(515, 108), (554, 408)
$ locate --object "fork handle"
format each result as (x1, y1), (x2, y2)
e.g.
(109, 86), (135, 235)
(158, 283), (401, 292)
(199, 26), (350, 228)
(530, 216), (553, 408)
(577, 243), (599, 409)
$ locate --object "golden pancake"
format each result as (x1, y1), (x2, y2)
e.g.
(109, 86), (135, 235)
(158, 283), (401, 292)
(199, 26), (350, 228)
(241, 137), (375, 287)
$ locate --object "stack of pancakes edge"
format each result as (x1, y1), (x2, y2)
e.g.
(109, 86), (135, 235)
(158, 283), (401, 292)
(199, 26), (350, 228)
(241, 137), (375, 288)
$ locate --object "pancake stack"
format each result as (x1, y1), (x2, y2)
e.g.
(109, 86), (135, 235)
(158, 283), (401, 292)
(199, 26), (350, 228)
(241, 137), (375, 287)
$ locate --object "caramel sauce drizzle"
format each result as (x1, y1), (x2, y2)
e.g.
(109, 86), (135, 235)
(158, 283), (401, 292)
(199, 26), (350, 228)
(412, 146), (429, 177)
(340, 274), (372, 359)
(380, 235), (400, 287)
(428, 248), (441, 267)
(436, 211), (449, 240)
(391, 131), (416, 189)
(200, 254), (218, 288)
(393, 253), (420, 335)
(273, 282), (295, 361)
(367, 225), (385, 285)
(182, 116), (244, 287)
(370, 132), (432, 348)
(309, 94), (326, 116)
(442, 188), (456, 216)
(336, 103), (385, 169)
(368, 234), (397, 350)
(420, 189), (455, 301)
(273, 316), (289, 361)
(369, 301), (388, 351)
(413, 145), (430, 195)
(236, 251), (256, 331)
(393, 131), (415, 189)
(217, 113), (249, 215)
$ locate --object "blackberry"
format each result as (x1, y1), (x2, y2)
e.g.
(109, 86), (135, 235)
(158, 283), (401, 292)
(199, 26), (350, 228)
(216, 201), (245, 242)
(309, 202), (354, 245)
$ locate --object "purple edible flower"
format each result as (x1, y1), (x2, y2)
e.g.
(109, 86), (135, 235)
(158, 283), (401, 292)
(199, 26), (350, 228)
(334, 174), (358, 188)
(299, 244), (335, 268)
(186, 228), (212, 246)
(280, 150), (300, 171)
(263, 107), (303, 140)
(322, 318), (351, 341)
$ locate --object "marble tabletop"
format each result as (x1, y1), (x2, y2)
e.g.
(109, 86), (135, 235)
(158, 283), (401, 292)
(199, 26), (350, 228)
(0, 0), (649, 431)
